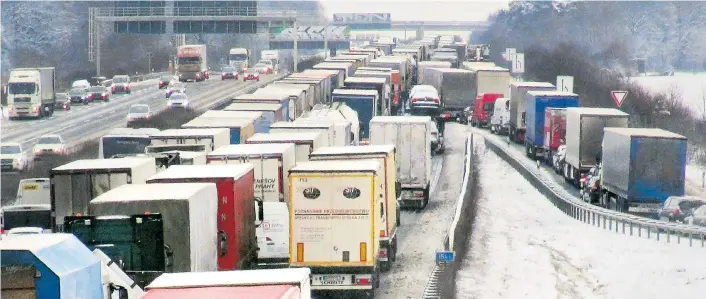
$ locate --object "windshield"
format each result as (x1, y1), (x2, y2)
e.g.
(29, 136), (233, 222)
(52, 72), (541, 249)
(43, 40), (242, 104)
(113, 76), (129, 83)
(255, 64), (267, 68)
(102, 136), (152, 158)
(170, 94), (187, 100)
(178, 57), (201, 64)
(70, 89), (85, 96)
(89, 87), (105, 92)
(222, 67), (235, 72)
(8, 82), (36, 94)
(1, 145), (22, 154)
(37, 137), (61, 144)
(483, 103), (494, 111)
(259, 60), (272, 64)
(229, 54), (248, 61)
(129, 106), (149, 113)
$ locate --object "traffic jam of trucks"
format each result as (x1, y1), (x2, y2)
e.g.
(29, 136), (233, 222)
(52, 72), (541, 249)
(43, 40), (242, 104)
(1, 33), (699, 299)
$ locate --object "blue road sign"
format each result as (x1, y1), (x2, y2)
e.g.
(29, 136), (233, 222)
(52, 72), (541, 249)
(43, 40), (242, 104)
(435, 251), (454, 263)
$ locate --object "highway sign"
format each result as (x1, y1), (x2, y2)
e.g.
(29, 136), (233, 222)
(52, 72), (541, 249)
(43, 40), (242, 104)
(435, 251), (455, 264)
(333, 13), (391, 24)
(512, 53), (524, 74)
(557, 76), (574, 93)
(611, 90), (628, 108)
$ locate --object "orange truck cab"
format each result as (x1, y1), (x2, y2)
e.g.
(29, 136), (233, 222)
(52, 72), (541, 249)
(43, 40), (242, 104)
(471, 93), (503, 127)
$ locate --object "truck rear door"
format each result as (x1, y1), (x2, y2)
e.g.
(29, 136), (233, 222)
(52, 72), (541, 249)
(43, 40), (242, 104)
(329, 175), (374, 263)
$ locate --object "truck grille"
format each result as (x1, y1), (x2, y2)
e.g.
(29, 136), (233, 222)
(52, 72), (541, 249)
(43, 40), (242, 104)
(13, 97), (31, 103)
(1, 159), (14, 165)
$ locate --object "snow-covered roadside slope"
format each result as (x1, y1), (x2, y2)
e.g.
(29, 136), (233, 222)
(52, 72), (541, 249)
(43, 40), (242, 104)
(456, 135), (706, 299)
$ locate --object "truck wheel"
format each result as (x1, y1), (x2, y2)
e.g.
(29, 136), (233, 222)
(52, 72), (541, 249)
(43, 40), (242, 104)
(48, 105), (54, 116)
(396, 208), (401, 227)
(391, 238), (397, 263)
(380, 259), (391, 272)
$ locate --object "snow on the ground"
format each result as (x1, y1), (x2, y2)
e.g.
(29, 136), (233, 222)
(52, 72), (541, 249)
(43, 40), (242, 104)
(456, 136), (706, 299)
(686, 164), (706, 198)
(630, 72), (706, 117)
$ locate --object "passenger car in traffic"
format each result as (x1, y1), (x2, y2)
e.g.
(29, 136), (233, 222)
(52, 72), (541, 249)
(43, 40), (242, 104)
(166, 83), (186, 98)
(431, 120), (445, 154)
(126, 104), (152, 126)
(54, 93), (71, 110)
(685, 206), (706, 227)
(221, 66), (239, 80)
(658, 196), (706, 223)
(111, 75), (131, 94)
(409, 85), (441, 110)
(159, 75), (173, 89)
(0, 143), (29, 172)
(88, 86), (110, 102)
(69, 88), (88, 103)
(579, 164), (602, 204)
(32, 134), (68, 159)
(167, 93), (189, 108)
(250, 62), (272, 74)
(243, 70), (261, 82)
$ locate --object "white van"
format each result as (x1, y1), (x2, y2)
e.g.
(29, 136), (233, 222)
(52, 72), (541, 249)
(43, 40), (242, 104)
(257, 202), (290, 268)
(490, 97), (510, 135)
(15, 178), (51, 205)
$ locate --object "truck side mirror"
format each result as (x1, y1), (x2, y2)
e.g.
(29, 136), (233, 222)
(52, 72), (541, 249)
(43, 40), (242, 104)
(108, 285), (128, 299)
(254, 199), (264, 227)
(218, 230), (228, 256)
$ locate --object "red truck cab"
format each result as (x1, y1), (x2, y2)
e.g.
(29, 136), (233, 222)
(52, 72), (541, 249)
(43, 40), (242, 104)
(543, 108), (567, 152)
(471, 93), (503, 127)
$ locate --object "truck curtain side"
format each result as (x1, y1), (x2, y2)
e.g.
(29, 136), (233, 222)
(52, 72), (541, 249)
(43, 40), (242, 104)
(233, 93), (298, 121)
(524, 91), (579, 162)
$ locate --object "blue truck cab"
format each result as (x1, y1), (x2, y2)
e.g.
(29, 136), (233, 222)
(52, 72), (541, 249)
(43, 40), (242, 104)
(524, 91), (579, 160)
(331, 89), (380, 144)
(182, 117), (255, 144)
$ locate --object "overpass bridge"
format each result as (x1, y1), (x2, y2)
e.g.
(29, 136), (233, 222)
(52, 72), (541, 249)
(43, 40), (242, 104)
(390, 20), (490, 31)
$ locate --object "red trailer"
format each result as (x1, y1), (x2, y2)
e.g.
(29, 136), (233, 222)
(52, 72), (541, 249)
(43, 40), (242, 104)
(142, 285), (301, 299)
(543, 108), (567, 156)
(471, 93), (503, 127)
(146, 164), (257, 271)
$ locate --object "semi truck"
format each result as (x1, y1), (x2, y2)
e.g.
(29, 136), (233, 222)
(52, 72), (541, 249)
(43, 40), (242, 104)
(370, 116), (432, 209)
(599, 128), (687, 214)
(299, 104), (356, 146)
(524, 91), (579, 161)
(99, 128), (161, 159)
(225, 102), (286, 130)
(233, 93), (299, 121)
(344, 77), (391, 116)
(563, 107), (629, 186)
(313, 62), (355, 80)
(508, 82), (556, 144)
(200, 110), (267, 133)
(229, 48), (250, 73)
(352, 69), (400, 110)
(50, 157), (157, 231)
(6, 67), (56, 119)
(302, 69), (345, 90)
(269, 121), (335, 147)
(420, 68), (475, 121)
(182, 117), (255, 145)
(543, 108), (568, 164)
(417, 61), (452, 86)
(470, 93), (504, 127)
(467, 66), (511, 106)
(177, 45), (209, 82)
(309, 145), (400, 272)
(331, 89), (380, 144)
(247, 132), (326, 162)
(289, 160), (383, 298)
(146, 164), (257, 271)
(149, 128), (230, 154)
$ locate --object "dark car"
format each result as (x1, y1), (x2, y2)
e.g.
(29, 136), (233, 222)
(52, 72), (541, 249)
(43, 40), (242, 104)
(221, 67), (239, 80)
(111, 75), (131, 94)
(159, 75), (172, 89)
(54, 93), (71, 110)
(88, 86), (110, 102)
(658, 196), (706, 223)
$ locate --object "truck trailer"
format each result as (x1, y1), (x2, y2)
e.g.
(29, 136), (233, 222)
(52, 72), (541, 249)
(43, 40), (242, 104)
(344, 76), (391, 116)
(233, 93), (299, 121)
(269, 121), (335, 147)
(247, 132), (326, 162)
(149, 128), (230, 154)
(524, 91), (579, 161)
(299, 104), (356, 146)
(182, 117), (255, 144)
(332, 89), (380, 144)
(6, 67), (56, 119)
(200, 110), (267, 133)
(177, 45), (209, 82)
(508, 82), (556, 144)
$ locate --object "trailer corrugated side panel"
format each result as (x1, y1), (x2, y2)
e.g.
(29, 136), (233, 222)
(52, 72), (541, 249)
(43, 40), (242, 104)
(601, 130), (631, 197)
(525, 95), (579, 146)
(440, 70), (474, 109)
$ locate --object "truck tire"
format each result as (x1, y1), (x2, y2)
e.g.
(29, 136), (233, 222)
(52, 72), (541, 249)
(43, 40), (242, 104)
(420, 186), (430, 210)
(380, 258), (391, 272)
(391, 238), (397, 263)
(396, 208), (401, 227)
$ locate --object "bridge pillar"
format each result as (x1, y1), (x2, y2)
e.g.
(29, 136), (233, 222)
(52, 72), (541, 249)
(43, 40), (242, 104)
(165, 0), (174, 34)
(416, 26), (424, 40)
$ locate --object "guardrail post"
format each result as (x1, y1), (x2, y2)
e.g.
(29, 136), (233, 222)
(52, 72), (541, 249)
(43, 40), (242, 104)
(647, 227), (651, 239)
(609, 217), (612, 231)
(621, 221), (625, 234)
(638, 224), (642, 237)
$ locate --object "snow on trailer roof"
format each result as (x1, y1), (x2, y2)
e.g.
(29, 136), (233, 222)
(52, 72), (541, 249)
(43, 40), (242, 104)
(52, 157), (155, 172)
(332, 89), (379, 97)
(271, 120), (333, 129)
(146, 268), (311, 289)
(147, 164), (253, 181)
(182, 117), (253, 128)
(248, 132), (323, 143)
(345, 77), (388, 84)
(604, 127), (687, 139)
(428, 68), (473, 74)
(224, 102), (282, 111)
(290, 159), (381, 173)
(371, 115), (433, 124)
(201, 110), (262, 120)
(468, 66), (509, 72)
(151, 128), (230, 138)
(233, 93), (288, 101)
(510, 81), (556, 88)
(90, 183), (215, 203)
(358, 67), (393, 72)
(566, 107), (629, 116)
(527, 90), (579, 97)
(207, 143), (295, 157)
(311, 145), (395, 156)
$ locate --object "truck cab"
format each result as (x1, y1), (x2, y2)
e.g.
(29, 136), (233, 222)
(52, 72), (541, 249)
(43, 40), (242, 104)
(7, 67), (56, 119)
(230, 48), (250, 73)
(471, 93), (503, 128)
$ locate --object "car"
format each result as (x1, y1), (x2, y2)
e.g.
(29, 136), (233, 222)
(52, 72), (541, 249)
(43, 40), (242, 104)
(552, 145), (566, 174)
(89, 76), (108, 86)
(221, 66), (239, 80)
(257, 59), (275, 73)
(430, 120), (445, 154)
(409, 85), (441, 109)
(166, 83), (187, 98)
(54, 93), (71, 110)
(243, 70), (261, 82)
(159, 75), (173, 89)
(68, 87), (89, 103)
(460, 106), (472, 124)
(111, 75), (131, 94)
(126, 104), (152, 126)
(32, 134), (68, 160)
(579, 164), (601, 204)
(249, 63), (272, 75)
(88, 86), (110, 102)
(685, 205), (706, 227)
(0, 143), (29, 172)
(658, 196), (706, 223)
(167, 92), (189, 108)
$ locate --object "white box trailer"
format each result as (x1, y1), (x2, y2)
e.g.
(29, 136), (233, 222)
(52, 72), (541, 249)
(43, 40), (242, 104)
(370, 116), (432, 209)
(149, 128), (230, 154)
(224, 102), (286, 130)
(182, 117), (256, 145)
(268, 121), (334, 147)
(302, 69), (345, 89)
(252, 86), (309, 118)
(145, 268), (312, 299)
(50, 157), (156, 231)
(247, 132), (325, 162)
(299, 104), (356, 146)
(270, 82), (317, 109)
(289, 160), (383, 297)
(233, 93), (299, 122)
(89, 183), (219, 273)
(200, 110), (268, 133)
(309, 145), (399, 271)
(418, 61), (452, 85)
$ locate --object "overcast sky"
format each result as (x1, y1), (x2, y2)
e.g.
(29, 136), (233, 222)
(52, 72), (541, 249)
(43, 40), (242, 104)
(319, 0), (511, 22)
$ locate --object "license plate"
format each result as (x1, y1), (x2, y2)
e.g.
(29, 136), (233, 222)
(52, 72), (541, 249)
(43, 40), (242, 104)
(311, 274), (351, 286)
(23, 185), (38, 190)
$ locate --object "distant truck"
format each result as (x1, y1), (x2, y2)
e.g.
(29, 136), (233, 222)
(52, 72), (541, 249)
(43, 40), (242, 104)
(331, 89), (380, 145)
(562, 108), (629, 186)
(230, 48), (250, 73)
(421, 68), (475, 121)
(524, 91), (579, 162)
(543, 107), (568, 163)
(289, 160), (383, 298)
(599, 128), (687, 214)
(470, 93), (503, 127)
(489, 97), (510, 135)
(177, 45), (209, 82)
(261, 50), (280, 73)
(6, 67), (56, 119)
(508, 82), (556, 144)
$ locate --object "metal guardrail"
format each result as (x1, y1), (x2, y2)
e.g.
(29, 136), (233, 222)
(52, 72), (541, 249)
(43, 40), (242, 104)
(94, 7), (311, 19)
(482, 134), (706, 247)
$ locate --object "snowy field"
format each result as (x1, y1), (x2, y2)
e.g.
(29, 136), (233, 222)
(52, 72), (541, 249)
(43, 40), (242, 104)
(630, 72), (706, 117)
(456, 135), (706, 299)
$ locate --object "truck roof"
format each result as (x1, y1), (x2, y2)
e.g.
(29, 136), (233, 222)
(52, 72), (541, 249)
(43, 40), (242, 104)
(52, 157), (154, 172)
(332, 89), (379, 97)
(183, 117), (253, 128)
(428, 68), (473, 74)
(371, 115), (433, 124)
(311, 145), (395, 156)
(314, 62), (353, 68)
(147, 268), (311, 288)
(151, 128), (229, 138)
(248, 132), (322, 143)
(290, 160), (380, 173)
(345, 77), (388, 84)
(233, 93), (288, 101)
(107, 127), (161, 136)
(201, 110), (262, 120)
(208, 143), (295, 156)
(302, 69), (342, 75)
(468, 66), (509, 72)
(566, 107), (629, 116)
(510, 81), (556, 88)
(527, 90), (579, 97)
(225, 102), (282, 111)
(358, 67), (393, 72)
(143, 285), (298, 299)
(272, 120), (334, 129)
(91, 183), (215, 203)
(420, 61), (452, 66)
(147, 164), (253, 181)
(604, 127), (687, 139)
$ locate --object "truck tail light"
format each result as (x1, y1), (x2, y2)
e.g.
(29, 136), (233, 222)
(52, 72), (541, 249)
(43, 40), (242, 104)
(379, 248), (387, 258)
(673, 208), (680, 215)
(354, 275), (372, 285)
(379, 230), (386, 237)
(433, 97), (440, 103)
(266, 237), (272, 241)
(296, 242), (304, 262)
(414, 191), (424, 198)
(411, 98), (419, 103)
(32, 106), (39, 113)
(431, 132), (438, 136)
(360, 242), (367, 262)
